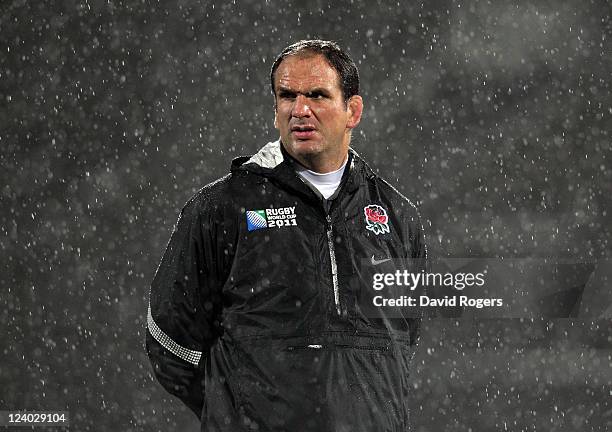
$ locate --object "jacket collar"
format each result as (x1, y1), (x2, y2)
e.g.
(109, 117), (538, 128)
(231, 140), (374, 197)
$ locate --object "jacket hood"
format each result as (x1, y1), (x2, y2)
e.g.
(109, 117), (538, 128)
(230, 140), (285, 175)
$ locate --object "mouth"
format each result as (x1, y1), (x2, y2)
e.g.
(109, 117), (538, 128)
(290, 124), (317, 140)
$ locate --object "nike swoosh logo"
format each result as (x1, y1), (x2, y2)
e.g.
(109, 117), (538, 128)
(371, 255), (392, 265)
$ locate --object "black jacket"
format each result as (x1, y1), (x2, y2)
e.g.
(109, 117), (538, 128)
(146, 140), (427, 431)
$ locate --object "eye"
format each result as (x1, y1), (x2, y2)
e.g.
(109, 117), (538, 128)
(278, 90), (296, 100)
(307, 91), (325, 99)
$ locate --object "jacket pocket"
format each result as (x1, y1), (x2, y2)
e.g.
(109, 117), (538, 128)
(219, 335), (412, 432)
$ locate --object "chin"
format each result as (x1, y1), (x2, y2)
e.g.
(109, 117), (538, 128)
(287, 139), (324, 156)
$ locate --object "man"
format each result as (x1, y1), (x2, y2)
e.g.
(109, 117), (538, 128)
(146, 40), (426, 431)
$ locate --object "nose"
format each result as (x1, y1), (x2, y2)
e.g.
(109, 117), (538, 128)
(291, 94), (312, 118)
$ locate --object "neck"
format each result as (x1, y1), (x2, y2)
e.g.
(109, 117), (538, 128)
(297, 152), (348, 173)
(298, 155), (348, 175)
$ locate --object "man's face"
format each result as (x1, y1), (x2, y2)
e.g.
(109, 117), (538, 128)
(273, 54), (362, 172)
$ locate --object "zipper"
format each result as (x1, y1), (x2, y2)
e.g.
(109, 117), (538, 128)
(326, 214), (341, 315)
(286, 344), (324, 351)
(291, 170), (343, 316)
(285, 344), (389, 352)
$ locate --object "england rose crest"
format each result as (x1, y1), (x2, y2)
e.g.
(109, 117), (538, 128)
(364, 204), (390, 235)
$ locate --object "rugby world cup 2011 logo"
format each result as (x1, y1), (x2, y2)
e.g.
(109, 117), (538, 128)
(246, 210), (268, 231)
(246, 207), (298, 231)
(364, 204), (390, 235)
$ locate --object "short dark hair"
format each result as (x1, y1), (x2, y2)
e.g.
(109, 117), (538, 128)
(270, 39), (360, 103)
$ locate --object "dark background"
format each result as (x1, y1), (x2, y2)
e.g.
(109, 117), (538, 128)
(1, 0), (610, 430)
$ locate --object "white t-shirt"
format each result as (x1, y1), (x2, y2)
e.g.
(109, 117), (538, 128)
(296, 158), (348, 199)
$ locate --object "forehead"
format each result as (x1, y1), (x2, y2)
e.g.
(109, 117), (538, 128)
(275, 54), (342, 92)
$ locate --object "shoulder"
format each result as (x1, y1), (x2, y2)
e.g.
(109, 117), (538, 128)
(354, 152), (422, 221)
(180, 173), (239, 218)
(369, 173), (421, 218)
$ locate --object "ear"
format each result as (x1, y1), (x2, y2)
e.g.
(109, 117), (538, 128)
(346, 95), (363, 130)
(274, 108), (279, 130)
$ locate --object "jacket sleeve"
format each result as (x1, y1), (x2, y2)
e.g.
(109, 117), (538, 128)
(404, 207), (428, 348)
(146, 196), (222, 418)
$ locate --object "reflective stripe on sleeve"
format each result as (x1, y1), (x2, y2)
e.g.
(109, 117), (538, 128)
(147, 305), (202, 366)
